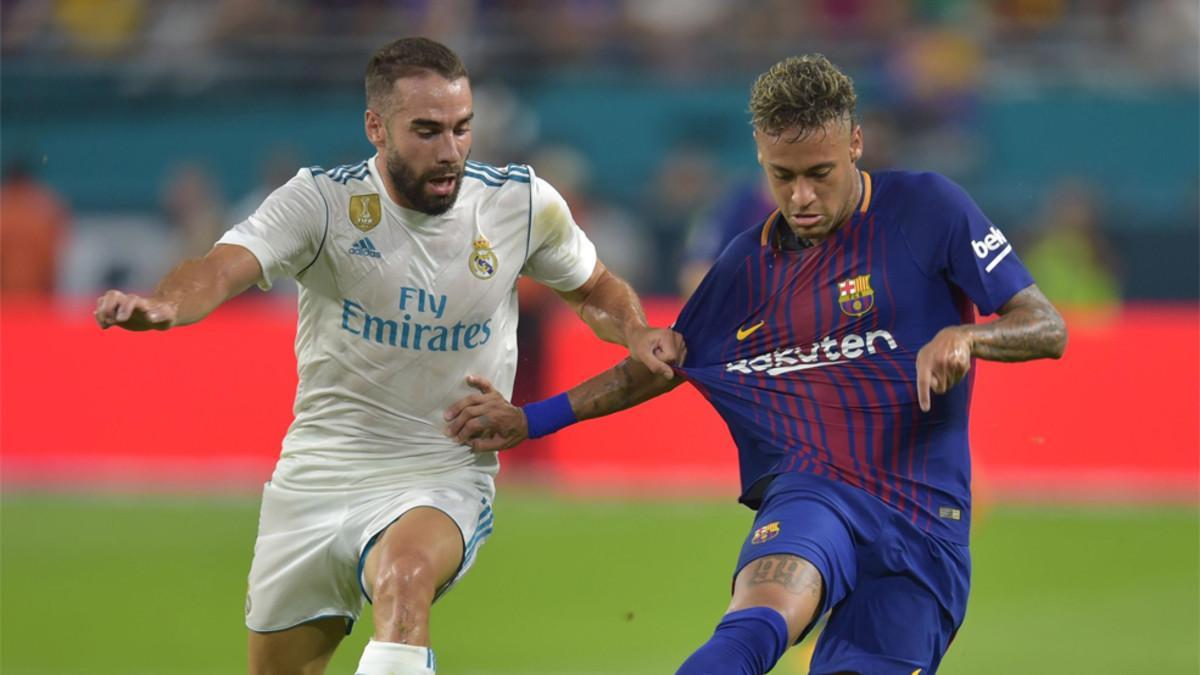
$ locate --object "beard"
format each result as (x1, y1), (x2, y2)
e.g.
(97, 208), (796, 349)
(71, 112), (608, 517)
(385, 152), (465, 216)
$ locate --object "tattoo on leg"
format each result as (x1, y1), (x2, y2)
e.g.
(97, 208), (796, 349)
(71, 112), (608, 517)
(747, 555), (821, 597)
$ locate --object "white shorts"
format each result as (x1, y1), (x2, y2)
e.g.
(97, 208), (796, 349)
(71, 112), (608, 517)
(245, 470), (495, 633)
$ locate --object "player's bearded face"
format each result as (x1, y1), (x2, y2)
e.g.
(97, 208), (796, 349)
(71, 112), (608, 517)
(755, 119), (864, 242)
(384, 150), (465, 216)
(371, 74), (472, 216)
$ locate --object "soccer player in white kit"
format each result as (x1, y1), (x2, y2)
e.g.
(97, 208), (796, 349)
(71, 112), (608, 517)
(94, 37), (682, 675)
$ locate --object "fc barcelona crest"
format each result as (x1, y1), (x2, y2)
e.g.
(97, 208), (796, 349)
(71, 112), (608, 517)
(469, 235), (499, 280)
(349, 194), (382, 232)
(837, 274), (875, 317)
(751, 521), (780, 545)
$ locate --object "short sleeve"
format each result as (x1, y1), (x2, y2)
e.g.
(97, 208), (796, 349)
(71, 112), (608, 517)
(217, 169), (326, 290)
(520, 174), (598, 291)
(903, 174), (1034, 316)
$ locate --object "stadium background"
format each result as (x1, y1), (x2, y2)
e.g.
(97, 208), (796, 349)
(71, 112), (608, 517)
(2, 1), (1197, 673)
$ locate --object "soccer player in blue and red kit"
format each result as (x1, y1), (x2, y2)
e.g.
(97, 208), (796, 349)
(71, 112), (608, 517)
(444, 54), (1066, 674)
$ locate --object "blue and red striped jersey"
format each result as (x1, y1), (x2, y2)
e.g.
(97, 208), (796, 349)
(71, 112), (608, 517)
(675, 170), (1034, 543)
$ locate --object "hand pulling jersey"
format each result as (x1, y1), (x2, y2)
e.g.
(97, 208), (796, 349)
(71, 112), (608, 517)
(675, 171), (1034, 544)
(220, 157), (596, 490)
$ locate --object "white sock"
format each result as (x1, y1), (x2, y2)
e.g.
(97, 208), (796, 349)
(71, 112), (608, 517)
(355, 639), (436, 675)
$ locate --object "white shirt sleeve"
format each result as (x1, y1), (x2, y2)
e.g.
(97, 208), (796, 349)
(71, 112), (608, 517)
(218, 169), (326, 290)
(520, 174), (598, 291)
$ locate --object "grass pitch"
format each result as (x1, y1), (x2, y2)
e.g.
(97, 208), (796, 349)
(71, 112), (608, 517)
(1, 492), (1196, 674)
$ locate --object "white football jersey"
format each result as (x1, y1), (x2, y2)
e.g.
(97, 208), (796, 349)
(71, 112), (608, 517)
(219, 156), (597, 489)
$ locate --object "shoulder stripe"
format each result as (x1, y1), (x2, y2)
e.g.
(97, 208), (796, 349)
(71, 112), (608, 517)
(467, 160), (531, 178)
(311, 160), (370, 185)
(464, 169), (506, 187)
(466, 160), (531, 184)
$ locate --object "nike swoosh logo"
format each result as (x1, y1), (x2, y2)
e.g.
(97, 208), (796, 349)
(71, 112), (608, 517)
(736, 321), (765, 340)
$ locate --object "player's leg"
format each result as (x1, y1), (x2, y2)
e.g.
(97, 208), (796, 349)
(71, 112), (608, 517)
(806, 516), (970, 675)
(245, 482), (362, 675)
(807, 574), (948, 675)
(356, 506), (465, 675)
(676, 494), (856, 675)
(677, 553), (825, 675)
(248, 618), (347, 675)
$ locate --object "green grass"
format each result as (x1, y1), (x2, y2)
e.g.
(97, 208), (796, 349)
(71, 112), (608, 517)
(2, 492), (1197, 674)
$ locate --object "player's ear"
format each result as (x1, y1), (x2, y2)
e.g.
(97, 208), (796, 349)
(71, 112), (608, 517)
(364, 109), (387, 146)
(849, 124), (863, 163)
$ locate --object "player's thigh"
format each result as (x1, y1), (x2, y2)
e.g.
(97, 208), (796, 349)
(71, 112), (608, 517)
(729, 553), (825, 643)
(362, 505), (466, 601)
(729, 493), (857, 644)
(246, 482), (362, 633)
(247, 616), (347, 675)
(809, 573), (957, 675)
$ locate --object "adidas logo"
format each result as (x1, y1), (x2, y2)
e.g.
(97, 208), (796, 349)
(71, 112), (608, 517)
(348, 237), (382, 259)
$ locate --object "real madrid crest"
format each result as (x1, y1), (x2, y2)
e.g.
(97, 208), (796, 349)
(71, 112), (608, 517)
(837, 274), (875, 317)
(469, 235), (499, 280)
(348, 194), (381, 232)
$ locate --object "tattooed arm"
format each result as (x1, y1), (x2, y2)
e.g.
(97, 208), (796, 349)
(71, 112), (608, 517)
(916, 284), (1067, 411)
(444, 356), (685, 452)
(959, 284), (1068, 361)
(566, 356), (684, 420)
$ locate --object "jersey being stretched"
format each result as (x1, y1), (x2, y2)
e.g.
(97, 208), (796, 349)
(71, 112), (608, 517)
(219, 157), (596, 489)
(675, 170), (1033, 543)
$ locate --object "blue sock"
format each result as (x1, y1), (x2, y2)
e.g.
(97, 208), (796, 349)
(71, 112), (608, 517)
(676, 607), (790, 675)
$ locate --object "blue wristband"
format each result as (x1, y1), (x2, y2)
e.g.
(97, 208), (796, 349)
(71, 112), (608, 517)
(522, 393), (577, 439)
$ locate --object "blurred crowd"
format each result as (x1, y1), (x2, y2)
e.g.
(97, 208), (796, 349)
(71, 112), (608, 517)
(3, 0), (1197, 309)
(3, 0), (1197, 85)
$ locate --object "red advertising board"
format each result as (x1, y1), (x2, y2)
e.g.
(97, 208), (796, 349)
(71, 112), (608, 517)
(3, 298), (1196, 500)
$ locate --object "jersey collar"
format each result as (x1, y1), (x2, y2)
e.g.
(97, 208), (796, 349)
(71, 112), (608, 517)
(759, 170), (872, 250)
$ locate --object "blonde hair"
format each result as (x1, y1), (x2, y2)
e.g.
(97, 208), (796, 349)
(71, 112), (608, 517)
(749, 54), (857, 138)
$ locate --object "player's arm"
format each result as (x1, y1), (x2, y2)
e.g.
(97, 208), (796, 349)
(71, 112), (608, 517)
(554, 260), (684, 379)
(916, 283), (1066, 411)
(94, 244), (263, 331)
(445, 356), (684, 452)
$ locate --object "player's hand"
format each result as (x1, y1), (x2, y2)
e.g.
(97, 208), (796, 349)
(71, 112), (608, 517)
(627, 326), (687, 380)
(915, 326), (973, 412)
(94, 290), (177, 331)
(443, 376), (529, 452)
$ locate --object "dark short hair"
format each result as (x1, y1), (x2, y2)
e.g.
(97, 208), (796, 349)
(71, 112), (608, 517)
(749, 54), (857, 139)
(365, 37), (468, 110)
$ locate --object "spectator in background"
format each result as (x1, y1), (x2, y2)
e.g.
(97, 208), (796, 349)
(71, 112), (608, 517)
(0, 160), (70, 296)
(532, 144), (653, 291)
(229, 146), (302, 224)
(880, 23), (984, 176)
(1021, 178), (1122, 310)
(641, 144), (718, 293)
(53, 0), (145, 57)
(161, 163), (227, 261)
(678, 176), (774, 298)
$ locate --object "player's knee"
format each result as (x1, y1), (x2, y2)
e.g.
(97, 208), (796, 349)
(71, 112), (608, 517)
(372, 551), (440, 604)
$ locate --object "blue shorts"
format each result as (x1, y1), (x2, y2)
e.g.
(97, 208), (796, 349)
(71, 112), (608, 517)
(735, 472), (970, 674)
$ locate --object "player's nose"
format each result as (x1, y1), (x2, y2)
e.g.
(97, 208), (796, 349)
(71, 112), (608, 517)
(790, 179), (816, 208)
(435, 132), (463, 164)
